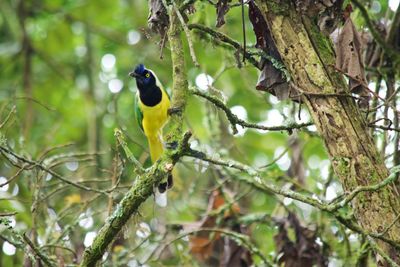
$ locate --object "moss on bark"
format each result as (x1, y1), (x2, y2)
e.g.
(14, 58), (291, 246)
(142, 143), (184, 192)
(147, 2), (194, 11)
(79, 1), (189, 266)
(255, 0), (400, 264)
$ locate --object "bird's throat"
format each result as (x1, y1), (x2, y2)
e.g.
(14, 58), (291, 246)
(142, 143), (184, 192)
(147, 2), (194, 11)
(138, 84), (162, 107)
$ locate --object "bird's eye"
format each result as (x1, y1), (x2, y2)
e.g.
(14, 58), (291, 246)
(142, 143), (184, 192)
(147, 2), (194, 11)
(145, 73), (150, 78)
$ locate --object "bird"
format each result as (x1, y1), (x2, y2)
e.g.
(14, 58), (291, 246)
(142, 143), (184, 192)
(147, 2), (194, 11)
(129, 64), (173, 193)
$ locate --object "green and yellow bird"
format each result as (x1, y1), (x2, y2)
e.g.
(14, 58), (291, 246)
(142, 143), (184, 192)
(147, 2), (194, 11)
(129, 64), (172, 192)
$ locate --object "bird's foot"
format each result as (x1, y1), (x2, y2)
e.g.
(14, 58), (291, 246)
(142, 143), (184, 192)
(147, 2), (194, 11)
(165, 141), (178, 150)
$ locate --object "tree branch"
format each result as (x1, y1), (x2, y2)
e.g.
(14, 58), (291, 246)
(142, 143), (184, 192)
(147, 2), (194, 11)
(326, 166), (400, 212)
(0, 105), (16, 129)
(79, 1), (190, 265)
(22, 233), (56, 267)
(190, 87), (313, 134)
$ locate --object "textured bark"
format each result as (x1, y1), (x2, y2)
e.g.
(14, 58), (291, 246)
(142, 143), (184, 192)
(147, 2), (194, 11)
(255, 0), (400, 264)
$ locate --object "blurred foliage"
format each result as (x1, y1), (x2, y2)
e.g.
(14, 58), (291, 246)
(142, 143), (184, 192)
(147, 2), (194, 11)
(0, 0), (398, 266)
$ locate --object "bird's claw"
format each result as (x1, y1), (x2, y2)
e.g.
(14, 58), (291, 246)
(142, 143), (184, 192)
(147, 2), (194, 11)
(164, 141), (178, 150)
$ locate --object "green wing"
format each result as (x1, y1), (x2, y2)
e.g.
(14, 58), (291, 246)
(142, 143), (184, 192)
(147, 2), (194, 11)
(134, 94), (144, 132)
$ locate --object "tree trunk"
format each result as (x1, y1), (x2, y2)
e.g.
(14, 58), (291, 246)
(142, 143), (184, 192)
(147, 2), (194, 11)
(255, 0), (400, 264)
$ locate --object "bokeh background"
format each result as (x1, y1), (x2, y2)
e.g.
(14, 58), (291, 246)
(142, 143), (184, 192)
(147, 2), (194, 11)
(0, 0), (399, 266)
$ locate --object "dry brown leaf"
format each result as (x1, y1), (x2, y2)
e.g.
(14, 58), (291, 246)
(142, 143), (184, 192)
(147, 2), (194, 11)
(256, 58), (292, 100)
(248, 1), (299, 101)
(148, 0), (169, 36)
(185, 190), (252, 266)
(189, 235), (214, 260)
(336, 18), (370, 108)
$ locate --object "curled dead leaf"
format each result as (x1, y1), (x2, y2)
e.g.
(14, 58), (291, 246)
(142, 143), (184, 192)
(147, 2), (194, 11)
(189, 235), (214, 260)
(185, 190), (252, 266)
(148, 0), (169, 36)
(249, 1), (300, 101)
(335, 18), (370, 108)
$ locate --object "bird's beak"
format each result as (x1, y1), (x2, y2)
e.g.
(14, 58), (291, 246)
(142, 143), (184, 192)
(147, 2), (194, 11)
(129, 71), (139, 78)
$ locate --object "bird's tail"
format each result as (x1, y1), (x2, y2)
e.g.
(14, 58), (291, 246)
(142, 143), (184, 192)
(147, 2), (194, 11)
(148, 135), (173, 193)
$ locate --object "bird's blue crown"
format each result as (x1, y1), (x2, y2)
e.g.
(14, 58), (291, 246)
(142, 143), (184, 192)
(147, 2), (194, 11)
(134, 64), (146, 75)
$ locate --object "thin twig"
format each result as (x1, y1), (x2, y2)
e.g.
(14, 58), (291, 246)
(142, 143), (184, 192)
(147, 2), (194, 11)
(22, 233), (56, 267)
(0, 212), (17, 217)
(258, 147), (289, 168)
(377, 213), (400, 237)
(367, 236), (400, 267)
(0, 105), (16, 129)
(368, 124), (400, 132)
(0, 166), (27, 187)
(188, 23), (259, 68)
(0, 145), (107, 194)
(241, 0), (246, 62)
(38, 142), (75, 161)
(172, 0), (199, 67)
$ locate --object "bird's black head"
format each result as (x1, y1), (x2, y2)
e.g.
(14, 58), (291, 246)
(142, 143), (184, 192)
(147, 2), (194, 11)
(129, 64), (156, 90)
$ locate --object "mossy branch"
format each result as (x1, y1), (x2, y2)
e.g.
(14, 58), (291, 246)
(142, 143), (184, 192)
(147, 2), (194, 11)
(190, 87), (313, 134)
(327, 166), (400, 212)
(79, 150), (180, 266)
(0, 217), (54, 266)
(79, 2), (189, 265)
(185, 148), (400, 248)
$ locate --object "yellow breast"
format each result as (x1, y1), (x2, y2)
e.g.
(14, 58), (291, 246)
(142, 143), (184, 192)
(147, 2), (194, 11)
(138, 90), (170, 138)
